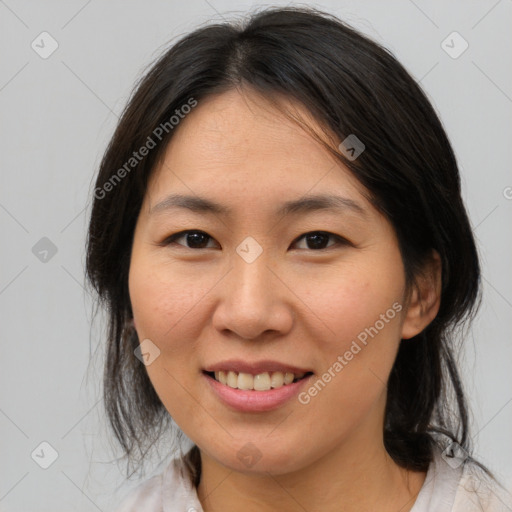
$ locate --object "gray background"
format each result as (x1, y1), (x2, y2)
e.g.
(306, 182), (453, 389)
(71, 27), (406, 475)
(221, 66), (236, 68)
(1, 0), (511, 510)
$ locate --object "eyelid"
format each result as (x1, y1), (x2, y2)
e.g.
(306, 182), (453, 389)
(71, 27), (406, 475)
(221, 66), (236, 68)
(160, 230), (219, 249)
(292, 231), (351, 250)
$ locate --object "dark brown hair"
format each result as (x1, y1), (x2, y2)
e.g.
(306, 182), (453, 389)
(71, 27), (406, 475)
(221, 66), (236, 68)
(86, 6), (483, 480)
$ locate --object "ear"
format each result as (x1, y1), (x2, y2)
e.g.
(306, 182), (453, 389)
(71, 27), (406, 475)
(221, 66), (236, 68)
(401, 249), (442, 340)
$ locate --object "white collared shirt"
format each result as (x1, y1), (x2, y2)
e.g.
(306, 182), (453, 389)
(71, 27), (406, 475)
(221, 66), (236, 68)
(114, 446), (512, 511)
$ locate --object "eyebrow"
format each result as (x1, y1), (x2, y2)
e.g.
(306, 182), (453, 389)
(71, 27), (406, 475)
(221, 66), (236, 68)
(149, 193), (368, 218)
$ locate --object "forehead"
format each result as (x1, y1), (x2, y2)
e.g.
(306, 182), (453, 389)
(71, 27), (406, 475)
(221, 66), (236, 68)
(144, 89), (373, 218)
(158, 89), (336, 167)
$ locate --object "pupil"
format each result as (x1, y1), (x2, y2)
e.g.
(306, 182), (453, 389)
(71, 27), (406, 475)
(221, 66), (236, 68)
(188, 232), (209, 248)
(307, 233), (328, 249)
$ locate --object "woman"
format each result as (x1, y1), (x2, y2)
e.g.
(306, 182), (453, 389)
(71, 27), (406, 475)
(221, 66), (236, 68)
(86, 6), (512, 511)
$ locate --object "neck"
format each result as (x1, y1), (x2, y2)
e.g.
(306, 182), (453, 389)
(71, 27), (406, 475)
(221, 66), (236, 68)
(196, 433), (426, 512)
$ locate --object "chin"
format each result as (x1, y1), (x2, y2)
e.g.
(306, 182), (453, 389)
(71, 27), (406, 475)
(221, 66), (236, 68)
(204, 438), (310, 476)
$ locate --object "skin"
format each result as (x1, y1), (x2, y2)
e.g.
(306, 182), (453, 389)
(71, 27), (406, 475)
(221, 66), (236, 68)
(128, 88), (442, 512)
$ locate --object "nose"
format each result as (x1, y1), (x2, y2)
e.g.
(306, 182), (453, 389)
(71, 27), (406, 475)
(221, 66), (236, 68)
(211, 251), (294, 341)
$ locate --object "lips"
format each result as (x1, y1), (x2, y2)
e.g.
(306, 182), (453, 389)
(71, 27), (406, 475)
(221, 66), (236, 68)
(203, 359), (313, 376)
(203, 369), (314, 412)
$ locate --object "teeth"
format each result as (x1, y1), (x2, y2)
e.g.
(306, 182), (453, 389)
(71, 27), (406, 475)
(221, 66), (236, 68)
(212, 370), (307, 391)
(270, 371), (284, 388)
(227, 371), (238, 388)
(254, 372), (271, 391)
(237, 372), (253, 390)
(284, 372), (294, 385)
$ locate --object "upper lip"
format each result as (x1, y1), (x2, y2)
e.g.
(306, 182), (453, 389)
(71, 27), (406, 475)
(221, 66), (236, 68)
(203, 359), (313, 375)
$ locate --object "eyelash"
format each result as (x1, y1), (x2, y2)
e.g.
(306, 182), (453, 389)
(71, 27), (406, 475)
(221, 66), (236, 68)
(160, 230), (350, 251)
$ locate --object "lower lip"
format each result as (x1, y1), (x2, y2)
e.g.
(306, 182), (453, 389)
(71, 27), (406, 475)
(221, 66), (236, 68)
(203, 372), (313, 412)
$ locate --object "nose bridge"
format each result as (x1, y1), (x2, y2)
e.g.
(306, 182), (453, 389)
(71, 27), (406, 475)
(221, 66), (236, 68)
(230, 248), (272, 304)
(230, 234), (273, 302)
(229, 246), (274, 315)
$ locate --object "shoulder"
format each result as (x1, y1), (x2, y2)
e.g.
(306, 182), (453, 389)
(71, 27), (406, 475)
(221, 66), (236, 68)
(113, 456), (203, 512)
(113, 472), (163, 512)
(452, 460), (512, 512)
(412, 443), (512, 512)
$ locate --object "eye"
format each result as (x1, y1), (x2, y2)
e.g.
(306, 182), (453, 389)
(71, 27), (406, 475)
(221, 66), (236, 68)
(292, 231), (348, 251)
(161, 230), (349, 251)
(162, 230), (219, 249)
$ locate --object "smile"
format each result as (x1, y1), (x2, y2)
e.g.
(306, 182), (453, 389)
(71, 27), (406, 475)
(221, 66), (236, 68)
(205, 370), (312, 391)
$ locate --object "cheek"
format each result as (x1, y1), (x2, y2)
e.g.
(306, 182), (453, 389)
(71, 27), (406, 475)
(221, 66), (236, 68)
(293, 257), (405, 405)
(129, 255), (211, 343)
(128, 256), (207, 418)
(294, 260), (404, 350)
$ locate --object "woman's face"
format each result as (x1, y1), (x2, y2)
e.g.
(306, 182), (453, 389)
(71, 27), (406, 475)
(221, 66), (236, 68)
(129, 89), (422, 475)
